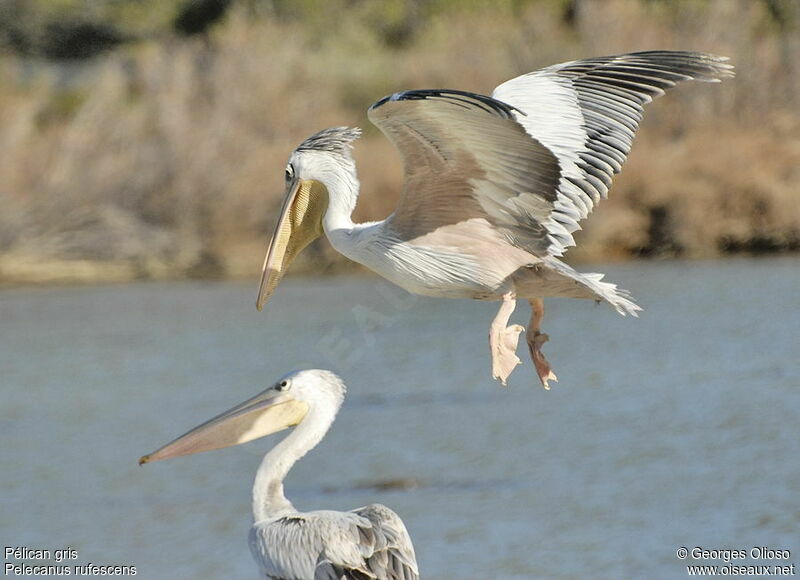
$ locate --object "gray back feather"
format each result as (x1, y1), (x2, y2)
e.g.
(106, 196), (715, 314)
(250, 505), (418, 580)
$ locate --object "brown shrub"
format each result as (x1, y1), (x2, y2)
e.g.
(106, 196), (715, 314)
(0, 0), (798, 284)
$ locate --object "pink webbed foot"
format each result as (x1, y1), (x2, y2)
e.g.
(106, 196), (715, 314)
(527, 298), (558, 390)
(489, 292), (523, 386)
(527, 331), (558, 390)
(490, 323), (525, 386)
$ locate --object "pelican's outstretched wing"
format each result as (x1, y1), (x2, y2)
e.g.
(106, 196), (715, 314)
(369, 51), (733, 257)
(250, 506), (418, 580)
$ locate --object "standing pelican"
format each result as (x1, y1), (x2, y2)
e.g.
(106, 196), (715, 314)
(256, 51), (733, 387)
(140, 370), (419, 580)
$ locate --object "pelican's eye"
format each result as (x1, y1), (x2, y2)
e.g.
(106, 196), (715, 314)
(285, 164), (294, 183)
(276, 379), (291, 392)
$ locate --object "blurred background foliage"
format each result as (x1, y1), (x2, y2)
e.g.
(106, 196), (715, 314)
(0, 0), (798, 284)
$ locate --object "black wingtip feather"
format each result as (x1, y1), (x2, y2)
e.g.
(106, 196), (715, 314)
(371, 88), (525, 118)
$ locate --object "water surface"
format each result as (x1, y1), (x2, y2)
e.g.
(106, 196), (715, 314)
(1, 259), (798, 578)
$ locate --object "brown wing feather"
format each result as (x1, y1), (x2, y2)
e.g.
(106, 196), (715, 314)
(368, 90), (561, 256)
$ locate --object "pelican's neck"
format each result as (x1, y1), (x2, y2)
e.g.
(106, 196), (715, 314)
(318, 161), (379, 259)
(323, 172), (358, 232)
(251, 404), (335, 523)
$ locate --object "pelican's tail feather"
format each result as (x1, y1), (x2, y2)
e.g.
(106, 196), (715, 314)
(581, 272), (642, 317)
(541, 257), (642, 317)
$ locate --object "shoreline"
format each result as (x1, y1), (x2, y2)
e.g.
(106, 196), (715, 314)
(2, 251), (797, 290)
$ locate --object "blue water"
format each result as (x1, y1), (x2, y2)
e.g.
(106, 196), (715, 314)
(1, 258), (798, 578)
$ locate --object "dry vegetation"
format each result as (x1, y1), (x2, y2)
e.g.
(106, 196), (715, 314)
(0, 0), (798, 285)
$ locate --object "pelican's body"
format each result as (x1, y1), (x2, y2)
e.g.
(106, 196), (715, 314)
(257, 51), (733, 387)
(140, 370), (418, 580)
(330, 217), (601, 301)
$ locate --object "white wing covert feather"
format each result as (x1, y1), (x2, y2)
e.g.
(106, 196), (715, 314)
(369, 51), (733, 258)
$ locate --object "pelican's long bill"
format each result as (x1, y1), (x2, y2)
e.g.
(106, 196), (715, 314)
(139, 389), (309, 465)
(256, 179), (329, 311)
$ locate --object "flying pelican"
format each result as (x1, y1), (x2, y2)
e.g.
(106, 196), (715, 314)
(255, 51), (733, 388)
(140, 369), (419, 580)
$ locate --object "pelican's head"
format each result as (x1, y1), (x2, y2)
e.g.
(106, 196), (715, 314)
(256, 127), (361, 311)
(139, 369), (346, 465)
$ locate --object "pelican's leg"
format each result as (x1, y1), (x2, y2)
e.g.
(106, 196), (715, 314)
(527, 298), (558, 390)
(489, 292), (524, 386)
